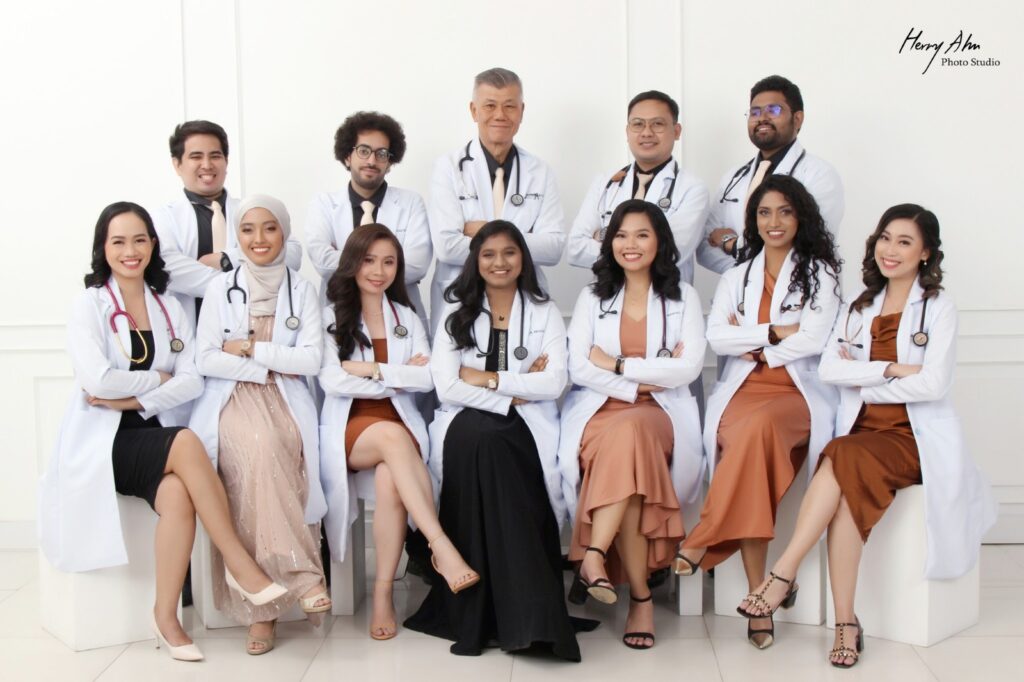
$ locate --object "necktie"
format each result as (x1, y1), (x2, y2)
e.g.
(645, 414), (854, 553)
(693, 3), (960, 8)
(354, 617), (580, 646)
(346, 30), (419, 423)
(744, 159), (773, 206)
(492, 167), (505, 219)
(210, 199), (227, 253)
(359, 200), (375, 226)
(634, 172), (654, 200)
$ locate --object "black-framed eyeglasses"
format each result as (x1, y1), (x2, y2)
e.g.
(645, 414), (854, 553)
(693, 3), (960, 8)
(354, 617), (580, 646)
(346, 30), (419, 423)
(352, 144), (393, 162)
(746, 104), (787, 119)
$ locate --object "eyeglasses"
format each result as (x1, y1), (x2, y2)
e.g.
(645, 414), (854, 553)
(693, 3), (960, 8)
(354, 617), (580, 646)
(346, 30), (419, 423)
(746, 104), (787, 119)
(628, 117), (670, 134)
(352, 144), (393, 162)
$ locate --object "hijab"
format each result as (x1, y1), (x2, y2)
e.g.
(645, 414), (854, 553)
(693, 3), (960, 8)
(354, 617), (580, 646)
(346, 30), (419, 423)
(234, 194), (291, 317)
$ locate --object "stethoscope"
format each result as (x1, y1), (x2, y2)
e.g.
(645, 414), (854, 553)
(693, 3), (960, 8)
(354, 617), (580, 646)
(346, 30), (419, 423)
(736, 258), (804, 316)
(226, 267), (301, 331)
(597, 288), (674, 357)
(105, 282), (183, 357)
(598, 161), (679, 228)
(456, 140), (524, 207)
(719, 150), (806, 203)
(838, 298), (930, 350)
(387, 298), (408, 339)
(473, 289), (529, 361)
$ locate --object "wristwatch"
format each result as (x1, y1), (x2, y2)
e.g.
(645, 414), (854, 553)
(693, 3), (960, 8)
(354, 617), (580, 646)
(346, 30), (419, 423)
(372, 362), (382, 382)
(768, 325), (781, 346)
(614, 356), (625, 375)
(487, 373), (498, 390)
(220, 252), (233, 272)
(240, 339), (252, 356)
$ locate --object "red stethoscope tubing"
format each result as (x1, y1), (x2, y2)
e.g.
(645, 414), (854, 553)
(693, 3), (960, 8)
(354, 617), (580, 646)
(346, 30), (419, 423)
(104, 282), (183, 352)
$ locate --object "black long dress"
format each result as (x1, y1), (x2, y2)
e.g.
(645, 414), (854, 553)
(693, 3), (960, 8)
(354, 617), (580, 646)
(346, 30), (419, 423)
(404, 329), (582, 661)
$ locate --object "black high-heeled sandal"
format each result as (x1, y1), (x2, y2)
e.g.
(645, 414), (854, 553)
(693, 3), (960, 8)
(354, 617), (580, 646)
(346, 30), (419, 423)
(621, 592), (655, 650)
(747, 614), (775, 650)
(567, 547), (617, 605)
(830, 618), (864, 668)
(672, 544), (706, 577)
(736, 571), (798, 618)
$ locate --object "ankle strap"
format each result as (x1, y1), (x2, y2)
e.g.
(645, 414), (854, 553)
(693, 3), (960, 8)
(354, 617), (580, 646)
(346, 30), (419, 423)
(768, 571), (792, 584)
(585, 546), (608, 558)
(630, 592), (653, 603)
(835, 622), (858, 628)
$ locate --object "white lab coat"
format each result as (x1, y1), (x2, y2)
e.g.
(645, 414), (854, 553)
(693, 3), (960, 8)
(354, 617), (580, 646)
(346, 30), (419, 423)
(189, 267), (327, 523)
(153, 195), (304, 329)
(39, 282), (203, 572)
(317, 300), (433, 561)
(819, 281), (997, 579)
(567, 159), (710, 283)
(305, 186), (432, 329)
(428, 140), (566, 333)
(703, 251), (841, 478)
(429, 296), (569, 524)
(558, 284), (708, 520)
(696, 140), (845, 274)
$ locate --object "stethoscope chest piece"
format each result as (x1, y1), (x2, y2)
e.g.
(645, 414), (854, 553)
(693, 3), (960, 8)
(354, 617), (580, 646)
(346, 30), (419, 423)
(657, 196), (672, 209)
(737, 301), (746, 314)
(510, 193), (524, 207)
(394, 323), (409, 339)
(656, 348), (672, 358)
(513, 346), (529, 361)
(285, 315), (301, 331)
(169, 338), (185, 353)
(912, 331), (929, 347)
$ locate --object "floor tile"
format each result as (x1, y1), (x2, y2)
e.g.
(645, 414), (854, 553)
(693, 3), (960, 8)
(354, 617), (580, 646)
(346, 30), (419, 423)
(704, 612), (824, 639)
(303, 637), (513, 682)
(0, 637), (126, 682)
(0, 580), (47, 638)
(958, 586), (1024, 637)
(978, 546), (1024, 586)
(0, 551), (38, 590)
(511, 637), (721, 681)
(998, 544), (1024, 571)
(570, 592), (708, 640)
(0, 590), (14, 605)
(914, 636), (1024, 682)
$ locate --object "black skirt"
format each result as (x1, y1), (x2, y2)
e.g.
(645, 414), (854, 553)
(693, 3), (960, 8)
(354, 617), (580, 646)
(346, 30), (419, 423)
(403, 407), (582, 661)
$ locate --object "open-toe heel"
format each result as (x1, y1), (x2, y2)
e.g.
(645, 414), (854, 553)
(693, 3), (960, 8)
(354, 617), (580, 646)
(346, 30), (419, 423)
(737, 571), (798, 618)
(672, 544), (705, 577)
(570, 546), (617, 605)
(621, 592), (655, 650)
(830, 617), (864, 668)
(428, 535), (480, 594)
(747, 614), (775, 650)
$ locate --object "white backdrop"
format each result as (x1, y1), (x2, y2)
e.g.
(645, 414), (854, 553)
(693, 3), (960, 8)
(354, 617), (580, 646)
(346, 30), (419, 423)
(0, 0), (1020, 547)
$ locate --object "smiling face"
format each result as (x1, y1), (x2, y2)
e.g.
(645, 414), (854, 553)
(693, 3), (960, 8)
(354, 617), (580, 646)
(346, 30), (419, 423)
(755, 190), (799, 251)
(626, 98), (681, 170)
(105, 211), (154, 281)
(237, 207), (284, 265)
(470, 83), (524, 151)
(172, 133), (227, 198)
(875, 218), (930, 283)
(747, 90), (803, 156)
(344, 129), (391, 193)
(355, 238), (399, 296)
(612, 211), (659, 273)
(477, 232), (523, 290)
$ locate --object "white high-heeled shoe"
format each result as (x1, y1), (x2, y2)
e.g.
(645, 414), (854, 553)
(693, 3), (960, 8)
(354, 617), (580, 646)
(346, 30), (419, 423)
(151, 614), (204, 662)
(225, 569), (288, 606)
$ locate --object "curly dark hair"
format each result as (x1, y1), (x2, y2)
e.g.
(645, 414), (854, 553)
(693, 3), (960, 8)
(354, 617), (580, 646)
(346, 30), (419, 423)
(750, 75), (804, 112)
(737, 175), (841, 309)
(590, 199), (681, 302)
(325, 224), (412, 360)
(850, 204), (944, 314)
(333, 111), (407, 166)
(443, 221), (548, 351)
(84, 202), (169, 293)
(169, 120), (228, 161)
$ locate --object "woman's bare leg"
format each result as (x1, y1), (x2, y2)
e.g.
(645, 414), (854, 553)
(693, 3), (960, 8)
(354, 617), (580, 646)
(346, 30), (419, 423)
(827, 496), (864, 666)
(369, 462), (405, 638)
(614, 495), (655, 647)
(152, 473), (196, 647)
(581, 498), (629, 585)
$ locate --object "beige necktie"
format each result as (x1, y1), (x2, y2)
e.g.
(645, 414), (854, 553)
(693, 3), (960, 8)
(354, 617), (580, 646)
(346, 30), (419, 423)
(492, 167), (505, 219)
(744, 159), (773, 206)
(359, 200), (375, 226)
(634, 172), (654, 200)
(210, 199), (227, 253)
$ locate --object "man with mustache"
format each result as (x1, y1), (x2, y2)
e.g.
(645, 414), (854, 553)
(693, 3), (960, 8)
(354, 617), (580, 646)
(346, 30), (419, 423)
(696, 75), (844, 274)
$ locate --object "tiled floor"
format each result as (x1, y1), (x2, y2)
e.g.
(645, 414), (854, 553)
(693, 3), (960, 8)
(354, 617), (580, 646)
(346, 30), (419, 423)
(2, 546), (1022, 681)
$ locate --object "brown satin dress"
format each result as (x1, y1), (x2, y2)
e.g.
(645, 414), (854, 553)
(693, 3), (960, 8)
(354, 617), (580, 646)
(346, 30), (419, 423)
(568, 315), (684, 584)
(211, 315), (325, 625)
(344, 339), (416, 457)
(682, 271), (811, 570)
(820, 312), (922, 540)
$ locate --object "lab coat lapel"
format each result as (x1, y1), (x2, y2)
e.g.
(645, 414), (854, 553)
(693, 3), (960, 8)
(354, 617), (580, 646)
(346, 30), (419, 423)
(742, 251), (766, 325)
(769, 250), (798, 321)
(644, 286), (660, 358)
(104, 279), (132, 370)
(470, 139), (494, 221)
(773, 140), (806, 176)
(506, 291), (525, 372)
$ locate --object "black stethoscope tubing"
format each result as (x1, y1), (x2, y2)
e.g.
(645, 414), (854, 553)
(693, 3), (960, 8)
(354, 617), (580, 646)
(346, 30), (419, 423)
(473, 289), (528, 361)
(458, 141), (524, 207)
(736, 258), (804, 316)
(597, 288), (672, 357)
(839, 298), (930, 350)
(601, 162), (679, 222)
(719, 150), (806, 203)
(388, 298), (408, 338)
(226, 267), (300, 331)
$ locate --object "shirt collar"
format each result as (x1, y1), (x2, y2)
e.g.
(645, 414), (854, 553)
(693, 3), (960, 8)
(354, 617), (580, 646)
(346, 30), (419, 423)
(183, 188), (227, 208)
(633, 156), (673, 177)
(480, 141), (517, 181)
(348, 181), (388, 208)
(756, 139), (797, 168)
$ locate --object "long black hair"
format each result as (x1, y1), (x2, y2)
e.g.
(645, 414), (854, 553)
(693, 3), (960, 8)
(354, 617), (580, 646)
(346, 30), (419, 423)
(443, 220), (548, 351)
(737, 175), (841, 309)
(850, 204), (944, 314)
(325, 224), (412, 359)
(591, 199), (682, 301)
(83, 202), (169, 293)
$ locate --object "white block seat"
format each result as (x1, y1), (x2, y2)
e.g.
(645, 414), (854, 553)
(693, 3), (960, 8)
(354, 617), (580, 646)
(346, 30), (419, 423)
(826, 485), (980, 647)
(676, 493), (706, 616)
(40, 496), (177, 650)
(330, 492), (367, 617)
(713, 458), (826, 624)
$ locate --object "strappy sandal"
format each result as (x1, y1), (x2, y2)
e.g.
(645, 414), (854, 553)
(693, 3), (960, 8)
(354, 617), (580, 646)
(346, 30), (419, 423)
(567, 546), (617, 605)
(672, 544), (706, 577)
(830, 618), (864, 668)
(300, 585), (332, 614)
(736, 571), (799, 618)
(621, 592), (655, 650)
(246, 621), (276, 656)
(748, 613), (775, 649)
(428, 536), (480, 594)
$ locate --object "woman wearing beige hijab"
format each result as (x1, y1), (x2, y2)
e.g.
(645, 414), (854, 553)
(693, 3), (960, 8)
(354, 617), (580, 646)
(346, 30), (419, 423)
(191, 195), (330, 654)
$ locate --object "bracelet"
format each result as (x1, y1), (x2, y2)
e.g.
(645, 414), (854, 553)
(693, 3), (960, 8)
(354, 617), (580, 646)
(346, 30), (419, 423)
(371, 362), (382, 381)
(614, 356), (625, 375)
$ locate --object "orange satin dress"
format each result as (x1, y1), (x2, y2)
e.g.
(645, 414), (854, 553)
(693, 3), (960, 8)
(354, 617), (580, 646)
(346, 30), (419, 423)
(568, 315), (684, 584)
(682, 271), (811, 569)
(820, 312), (922, 540)
(344, 339), (416, 456)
